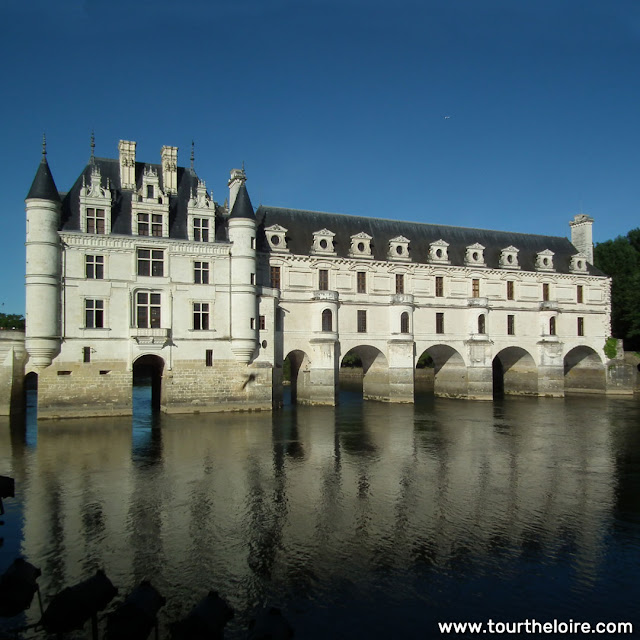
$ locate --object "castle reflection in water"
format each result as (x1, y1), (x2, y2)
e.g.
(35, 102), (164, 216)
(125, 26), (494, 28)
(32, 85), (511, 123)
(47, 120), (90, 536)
(1, 392), (639, 638)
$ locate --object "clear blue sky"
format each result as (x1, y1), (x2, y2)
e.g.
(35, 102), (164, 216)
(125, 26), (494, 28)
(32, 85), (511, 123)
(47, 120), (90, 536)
(1, 0), (638, 314)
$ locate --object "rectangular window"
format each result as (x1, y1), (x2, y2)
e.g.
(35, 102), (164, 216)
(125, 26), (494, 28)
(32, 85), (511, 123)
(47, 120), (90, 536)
(194, 261), (209, 284)
(193, 218), (209, 242)
(137, 249), (164, 277)
(577, 317), (584, 336)
(83, 346), (91, 363)
(435, 276), (444, 297)
(136, 292), (161, 328)
(543, 283), (550, 301)
(270, 266), (281, 289)
(86, 208), (106, 234)
(507, 280), (514, 300)
(507, 314), (515, 335)
(319, 269), (329, 291)
(436, 312), (444, 334)
(577, 285), (583, 303)
(85, 299), (104, 328)
(85, 255), (104, 279)
(147, 185), (154, 199)
(250, 317), (255, 330)
(205, 349), (213, 367)
(259, 315), (266, 330)
(137, 213), (149, 236)
(151, 214), (163, 237)
(472, 279), (480, 298)
(193, 302), (210, 330)
(250, 273), (255, 285)
(357, 310), (367, 333)
(396, 274), (404, 294)
(357, 271), (366, 293)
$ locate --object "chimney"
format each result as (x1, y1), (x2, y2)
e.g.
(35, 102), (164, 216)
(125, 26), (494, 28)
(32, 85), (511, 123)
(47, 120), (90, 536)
(118, 140), (136, 190)
(161, 145), (178, 195)
(228, 168), (246, 212)
(569, 214), (594, 264)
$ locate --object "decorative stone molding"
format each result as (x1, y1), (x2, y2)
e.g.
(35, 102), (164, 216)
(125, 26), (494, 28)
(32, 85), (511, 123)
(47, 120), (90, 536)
(118, 139), (136, 190)
(428, 239), (450, 264)
(313, 289), (339, 301)
(391, 293), (414, 305)
(569, 253), (589, 274)
(539, 300), (559, 311)
(388, 235), (410, 261)
(161, 145), (178, 195)
(536, 249), (555, 271)
(311, 229), (336, 255)
(464, 243), (486, 267)
(499, 245), (521, 270)
(265, 224), (289, 252)
(187, 179), (215, 242)
(349, 232), (373, 259)
(79, 164), (112, 234)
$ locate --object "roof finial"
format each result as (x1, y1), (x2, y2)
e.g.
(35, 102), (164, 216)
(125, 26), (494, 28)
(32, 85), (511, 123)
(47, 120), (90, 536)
(190, 140), (194, 170)
(42, 133), (47, 161)
(90, 129), (95, 164)
(242, 160), (245, 174)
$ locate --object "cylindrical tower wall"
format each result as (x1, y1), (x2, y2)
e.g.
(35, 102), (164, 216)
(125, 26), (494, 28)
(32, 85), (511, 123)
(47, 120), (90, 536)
(25, 198), (61, 367)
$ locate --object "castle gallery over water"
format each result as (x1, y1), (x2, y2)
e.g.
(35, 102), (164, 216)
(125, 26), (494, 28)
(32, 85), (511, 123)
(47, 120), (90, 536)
(6, 138), (635, 418)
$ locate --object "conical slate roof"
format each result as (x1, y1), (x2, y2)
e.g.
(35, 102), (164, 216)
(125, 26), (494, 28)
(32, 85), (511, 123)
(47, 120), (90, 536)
(26, 157), (60, 202)
(229, 183), (255, 220)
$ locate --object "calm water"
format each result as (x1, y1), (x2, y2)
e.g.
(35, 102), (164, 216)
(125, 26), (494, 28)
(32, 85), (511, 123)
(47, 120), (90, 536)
(1, 389), (639, 638)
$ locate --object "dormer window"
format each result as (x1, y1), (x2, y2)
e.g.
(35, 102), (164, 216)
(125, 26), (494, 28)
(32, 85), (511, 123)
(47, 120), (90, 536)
(499, 246), (521, 270)
(193, 218), (209, 242)
(569, 253), (588, 274)
(349, 232), (373, 259)
(147, 185), (154, 199)
(132, 166), (169, 237)
(187, 178), (214, 243)
(312, 229), (336, 255)
(429, 239), (450, 264)
(536, 249), (555, 272)
(80, 164), (112, 235)
(388, 235), (410, 261)
(465, 243), (486, 267)
(265, 224), (289, 252)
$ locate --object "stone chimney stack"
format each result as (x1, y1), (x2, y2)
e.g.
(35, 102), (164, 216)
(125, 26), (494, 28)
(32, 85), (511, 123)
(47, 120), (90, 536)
(118, 140), (136, 190)
(161, 145), (178, 195)
(569, 214), (594, 264)
(228, 168), (246, 212)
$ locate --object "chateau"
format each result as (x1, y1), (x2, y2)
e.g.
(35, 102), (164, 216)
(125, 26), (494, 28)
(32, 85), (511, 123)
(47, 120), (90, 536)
(16, 138), (632, 419)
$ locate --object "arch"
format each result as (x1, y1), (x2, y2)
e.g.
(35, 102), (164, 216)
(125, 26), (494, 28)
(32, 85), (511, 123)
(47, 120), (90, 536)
(133, 354), (165, 413)
(564, 346), (605, 393)
(322, 308), (333, 332)
(24, 371), (38, 417)
(400, 311), (410, 334)
(416, 344), (467, 398)
(340, 345), (389, 401)
(284, 349), (312, 405)
(493, 347), (537, 397)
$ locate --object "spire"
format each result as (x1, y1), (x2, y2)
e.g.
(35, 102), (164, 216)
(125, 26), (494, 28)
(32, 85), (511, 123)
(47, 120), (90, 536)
(229, 183), (255, 220)
(90, 129), (95, 165)
(190, 140), (194, 170)
(27, 135), (60, 201)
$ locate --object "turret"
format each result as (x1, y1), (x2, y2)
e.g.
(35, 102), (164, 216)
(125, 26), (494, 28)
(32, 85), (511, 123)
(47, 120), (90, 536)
(25, 137), (62, 368)
(227, 170), (257, 363)
(569, 214), (594, 264)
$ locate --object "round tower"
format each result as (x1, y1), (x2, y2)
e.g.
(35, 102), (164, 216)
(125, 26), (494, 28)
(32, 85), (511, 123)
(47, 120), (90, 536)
(25, 138), (62, 368)
(228, 170), (258, 363)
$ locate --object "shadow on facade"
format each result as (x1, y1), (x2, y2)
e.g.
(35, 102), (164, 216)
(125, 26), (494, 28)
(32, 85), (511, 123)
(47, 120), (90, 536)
(493, 347), (538, 398)
(564, 346), (605, 393)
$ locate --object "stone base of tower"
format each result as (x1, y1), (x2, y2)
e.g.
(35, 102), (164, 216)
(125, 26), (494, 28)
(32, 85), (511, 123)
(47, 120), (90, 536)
(35, 361), (133, 419)
(466, 366), (493, 401)
(0, 331), (26, 417)
(296, 367), (337, 406)
(161, 360), (273, 413)
(537, 366), (565, 397)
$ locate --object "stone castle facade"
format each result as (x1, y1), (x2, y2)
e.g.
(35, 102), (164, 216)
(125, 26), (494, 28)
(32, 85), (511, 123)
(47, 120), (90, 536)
(12, 137), (633, 419)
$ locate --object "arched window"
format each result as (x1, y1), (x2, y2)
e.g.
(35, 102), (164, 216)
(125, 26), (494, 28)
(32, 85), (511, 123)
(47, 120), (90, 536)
(322, 309), (333, 332)
(549, 316), (556, 336)
(400, 311), (409, 334)
(478, 314), (486, 334)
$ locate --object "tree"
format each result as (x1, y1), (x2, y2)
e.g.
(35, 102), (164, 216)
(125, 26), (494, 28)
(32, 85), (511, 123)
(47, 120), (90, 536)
(0, 313), (25, 330)
(594, 229), (640, 351)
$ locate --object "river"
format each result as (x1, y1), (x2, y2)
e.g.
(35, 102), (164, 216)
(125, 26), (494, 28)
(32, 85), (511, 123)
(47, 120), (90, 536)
(1, 389), (639, 638)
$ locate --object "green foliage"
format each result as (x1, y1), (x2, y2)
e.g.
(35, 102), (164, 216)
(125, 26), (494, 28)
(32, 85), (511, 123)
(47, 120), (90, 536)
(0, 313), (25, 330)
(603, 337), (618, 360)
(416, 352), (435, 369)
(594, 228), (640, 351)
(341, 353), (362, 368)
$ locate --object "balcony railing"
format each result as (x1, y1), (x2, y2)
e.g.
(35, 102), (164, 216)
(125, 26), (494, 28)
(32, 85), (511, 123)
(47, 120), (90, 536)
(467, 297), (488, 307)
(539, 300), (559, 311)
(391, 293), (414, 305)
(313, 290), (339, 302)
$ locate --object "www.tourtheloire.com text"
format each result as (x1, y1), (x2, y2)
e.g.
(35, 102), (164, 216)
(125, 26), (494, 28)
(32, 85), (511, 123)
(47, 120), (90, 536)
(438, 619), (633, 635)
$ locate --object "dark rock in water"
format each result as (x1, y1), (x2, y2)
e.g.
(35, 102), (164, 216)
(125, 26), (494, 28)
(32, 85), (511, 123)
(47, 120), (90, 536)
(105, 580), (166, 640)
(248, 607), (294, 639)
(170, 590), (234, 640)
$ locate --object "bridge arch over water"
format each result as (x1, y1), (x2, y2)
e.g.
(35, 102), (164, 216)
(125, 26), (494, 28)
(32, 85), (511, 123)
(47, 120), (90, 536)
(493, 347), (538, 397)
(564, 346), (605, 393)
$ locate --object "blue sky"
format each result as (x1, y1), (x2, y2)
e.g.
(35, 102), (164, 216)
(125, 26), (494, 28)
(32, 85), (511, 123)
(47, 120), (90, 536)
(1, 0), (638, 314)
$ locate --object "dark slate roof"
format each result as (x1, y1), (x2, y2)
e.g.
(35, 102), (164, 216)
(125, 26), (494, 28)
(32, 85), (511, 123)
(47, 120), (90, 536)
(26, 158), (60, 202)
(229, 184), (255, 220)
(256, 206), (605, 276)
(60, 158), (228, 241)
